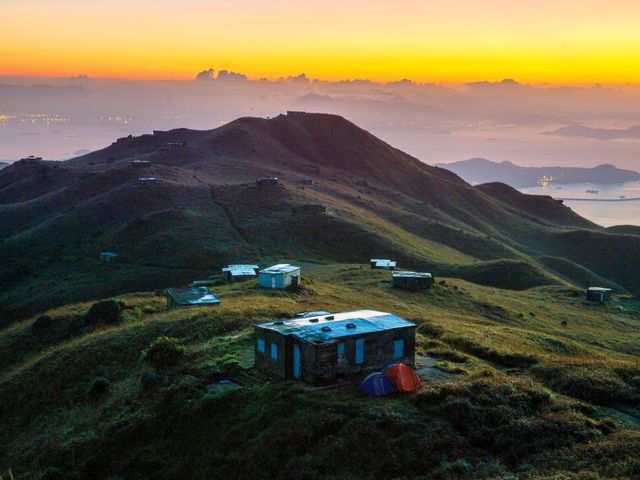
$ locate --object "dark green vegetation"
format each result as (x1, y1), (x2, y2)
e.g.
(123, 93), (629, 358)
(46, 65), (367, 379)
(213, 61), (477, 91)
(1, 113), (639, 478)
(1, 112), (639, 325)
(1, 266), (639, 479)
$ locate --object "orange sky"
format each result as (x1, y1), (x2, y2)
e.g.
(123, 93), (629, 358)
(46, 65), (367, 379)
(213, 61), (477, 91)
(2, 0), (640, 83)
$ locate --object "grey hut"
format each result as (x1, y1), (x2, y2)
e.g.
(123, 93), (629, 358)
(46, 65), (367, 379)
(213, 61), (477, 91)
(166, 286), (220, 309)
(256, 177), (279, 186)
(392, 271), (433, 290)
(129, 160), (151, 167)
(258, 264), (301, 289)
(370, 259), (397, 270)
(137, 177), (162, 185)
(253, 310), (416, 384)
(586, 287), (612, 302)
(100, 251), (118, 263)
(222, 264), (260, 283)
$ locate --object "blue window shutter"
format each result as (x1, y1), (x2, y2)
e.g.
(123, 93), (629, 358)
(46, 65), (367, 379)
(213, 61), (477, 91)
(337, 342), (345, 357)
(355, 338), (364, 364)
(293, 345), (301, 379)
(257, 339), (265, 353)
(393, 339), (404, 359)
(271, 342), (278, 360)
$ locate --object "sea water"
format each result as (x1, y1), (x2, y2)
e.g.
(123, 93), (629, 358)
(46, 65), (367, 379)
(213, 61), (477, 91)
(521, 181), (640, 227)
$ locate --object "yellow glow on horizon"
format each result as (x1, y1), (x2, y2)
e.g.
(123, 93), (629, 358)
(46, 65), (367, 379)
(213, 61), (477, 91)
(2, 0), (640, 83)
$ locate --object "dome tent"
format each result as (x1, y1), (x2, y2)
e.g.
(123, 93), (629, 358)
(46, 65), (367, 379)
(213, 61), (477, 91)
(383, 363), (421, 392)
(358, 372), (398, 397)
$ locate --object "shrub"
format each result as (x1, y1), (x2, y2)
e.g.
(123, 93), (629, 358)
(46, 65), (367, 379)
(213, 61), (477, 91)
(428, 347), (469, 363)
(441, 334), (537, 368)
(141, 336), (187, 370)
(140, 371), (163, 391)
(213, 353), (242, 372)
(412, 375), (600, 464)
(533, 363), (631, 405)
(440, 458), (472, 475)
(0, 469), (16, 480)
(87, 376), (111, 399)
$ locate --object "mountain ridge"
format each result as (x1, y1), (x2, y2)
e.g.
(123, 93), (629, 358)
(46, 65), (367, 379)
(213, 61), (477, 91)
(437, 157), (640, 188)
(547, 123), (640, 140)
(0, 112), (638, 325)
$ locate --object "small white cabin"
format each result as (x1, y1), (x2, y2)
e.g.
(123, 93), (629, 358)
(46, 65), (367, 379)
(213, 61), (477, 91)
(258, 264), (301, 289)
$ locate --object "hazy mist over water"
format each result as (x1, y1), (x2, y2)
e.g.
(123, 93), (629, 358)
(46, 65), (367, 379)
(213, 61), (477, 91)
(522, 182), (640, 227)
(2, 75), (640, 172)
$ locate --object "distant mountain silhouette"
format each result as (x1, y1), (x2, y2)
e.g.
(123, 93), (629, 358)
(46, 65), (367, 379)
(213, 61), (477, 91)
(438, 157), (640, 188)
(1, 112), (639, 323)
(547, 124), (640, 140)
(0, 161), (9, 170)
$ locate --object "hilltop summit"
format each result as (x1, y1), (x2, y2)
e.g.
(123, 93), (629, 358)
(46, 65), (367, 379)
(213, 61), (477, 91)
(0, 112), (638, 323)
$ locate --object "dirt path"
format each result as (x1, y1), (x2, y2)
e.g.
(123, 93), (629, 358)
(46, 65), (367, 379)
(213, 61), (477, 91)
(415, 355), (458, 384)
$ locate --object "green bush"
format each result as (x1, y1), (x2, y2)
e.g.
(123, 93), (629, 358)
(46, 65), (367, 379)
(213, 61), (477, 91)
(533, 363), (632, 405)
(412, 375), (601, 463)
(141, 336), (187, 370)
(214, 353), (242, 372)
(427, 347), (469, 363)
(87, 376), (111, 400)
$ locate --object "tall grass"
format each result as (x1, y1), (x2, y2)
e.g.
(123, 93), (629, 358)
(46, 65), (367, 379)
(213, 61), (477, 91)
(1, 264), (639, 478)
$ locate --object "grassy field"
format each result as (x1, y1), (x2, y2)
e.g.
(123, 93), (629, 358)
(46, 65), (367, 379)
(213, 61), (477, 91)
(3, 112), (640, 327)
(1, 263), (639, 479)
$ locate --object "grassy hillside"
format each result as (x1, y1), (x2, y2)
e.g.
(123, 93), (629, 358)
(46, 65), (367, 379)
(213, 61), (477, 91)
(1, 112), (638, 327)
(539, 256), (627, 293)
(1, 264), (639, 479)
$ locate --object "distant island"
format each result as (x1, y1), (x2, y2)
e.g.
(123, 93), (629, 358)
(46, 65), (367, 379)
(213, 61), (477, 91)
(546, 124), (640, 140)
(437, 158), (640, 188)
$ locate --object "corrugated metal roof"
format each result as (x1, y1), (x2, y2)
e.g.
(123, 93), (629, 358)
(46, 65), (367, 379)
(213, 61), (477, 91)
(166, 286), (220, 305)
(260, 264), (300, 274)
(587, 287), (612, 292)
(222, 264), (259, 276)
(293, 310), (332, 318)
(392, 271), (432, 279)
(371, 259), (397, 268)
(255, 310), (415, 344)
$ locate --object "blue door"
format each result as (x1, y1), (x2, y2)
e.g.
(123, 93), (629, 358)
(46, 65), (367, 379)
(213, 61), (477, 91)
(393, 339), (405, 359)
(292, 344), (301, 379)
(355, 338), (364, 365)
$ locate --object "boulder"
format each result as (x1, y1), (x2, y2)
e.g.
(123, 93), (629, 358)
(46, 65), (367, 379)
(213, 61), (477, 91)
(32, 314), (53, 332)
(85, 299), (121, 325)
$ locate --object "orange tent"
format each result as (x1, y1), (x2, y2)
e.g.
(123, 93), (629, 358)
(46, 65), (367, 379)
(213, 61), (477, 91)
(382, 363), (422, 392)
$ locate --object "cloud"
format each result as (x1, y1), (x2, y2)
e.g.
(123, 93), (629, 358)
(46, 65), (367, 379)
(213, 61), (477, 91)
(387, 79), (414, 87)
(195, 68), (216, 81)
(216, 70), (247, 81)
(297, 92), (332, 102)
(288, 73), (310, 84)
(466, 78), (523, 91)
